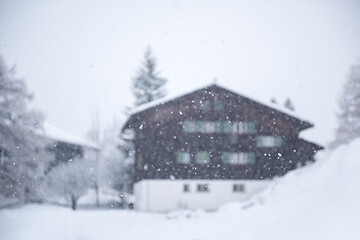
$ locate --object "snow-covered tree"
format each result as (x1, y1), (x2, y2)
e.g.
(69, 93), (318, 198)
(46, 159), (94, 210)
(0, 56), (45, 200)
(332, 63), (360, 148)
(284, 98), (295, 111)
(131, 47), (167, 106)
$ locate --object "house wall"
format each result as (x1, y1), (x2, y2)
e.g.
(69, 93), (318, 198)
(134, 179), (270, 212)
(134, 120), (317, 181)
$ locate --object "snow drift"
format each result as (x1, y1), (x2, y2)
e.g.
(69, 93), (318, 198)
(215, 139), (360, 239)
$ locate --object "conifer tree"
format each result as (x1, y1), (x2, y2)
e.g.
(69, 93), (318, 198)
(284, 98), (295, 111)
(131, 47), (167, 106)
(332, 63), (360, 147)
(0, 56), (45, 200)
(270, 97), (277, 105)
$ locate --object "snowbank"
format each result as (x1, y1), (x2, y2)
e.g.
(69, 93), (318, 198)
(0, 140), (359, 240)
(215, 139), (360, 239)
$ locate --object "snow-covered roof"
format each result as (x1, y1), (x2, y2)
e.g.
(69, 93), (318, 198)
(40, 123), (98, 149)
(129, 83), (311, 124)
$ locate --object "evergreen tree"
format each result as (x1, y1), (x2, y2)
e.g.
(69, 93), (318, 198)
(270, 97), (277, 105)
(332, 63), (360, 148)
(0, 56), (45, 200)
(284, 98), (295, 111)
(131, 47), (167, 106)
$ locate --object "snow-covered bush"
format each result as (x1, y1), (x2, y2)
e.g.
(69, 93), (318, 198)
(46, 159), (94, 210)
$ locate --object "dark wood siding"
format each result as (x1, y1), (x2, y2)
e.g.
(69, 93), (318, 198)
(133, 121), (320, 181)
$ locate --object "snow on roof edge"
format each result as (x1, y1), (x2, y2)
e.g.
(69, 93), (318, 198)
(216, 83), (313, 125)
(128, 82), (312, 125)
(40, 123), (98, 149)
(128, 83), (212, 115)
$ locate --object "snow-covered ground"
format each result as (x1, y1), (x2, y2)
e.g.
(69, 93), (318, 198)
(1, 140), (360, 240)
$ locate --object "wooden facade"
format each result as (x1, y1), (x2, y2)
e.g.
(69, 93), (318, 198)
(123, 84), (323, 182)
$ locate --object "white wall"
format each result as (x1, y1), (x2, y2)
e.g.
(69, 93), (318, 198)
(134, 179), (270, 212)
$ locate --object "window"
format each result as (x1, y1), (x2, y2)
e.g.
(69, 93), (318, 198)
(183, 121), (196, 132)
(195, 151), (210, 164)
(222, 152), (256, 165)
(256, 136), (283, 147)
(199, 100), (223, 111)
(236, 122), (256, 134)
(183, 121), (256, 134)
(214, 101), (223, 111)
(196, 121), (205, 133)
(248, 122), (256, 133)
(199, 101), (211, 111)
(183, 184), (190, 192)
(223, 121), (232, 133)
(197, 184), (209, 192)
(238, 152), (256, 164)
(215, 121), (222, 133)
(137, 153), (143, 170)
(176, 151), (191, 164)
(232, 122), (238, 133)
(204, 121), (215, 133)
(233, 184), (245, 192)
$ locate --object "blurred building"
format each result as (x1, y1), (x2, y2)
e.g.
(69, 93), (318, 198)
(42, 123), (98, 170)
(123, 84), (323, 212)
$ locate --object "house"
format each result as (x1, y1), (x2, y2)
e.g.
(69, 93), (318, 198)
(122, 84), (323, 212)
(42, 123), (98, 168)
(0, 123), (98, 201)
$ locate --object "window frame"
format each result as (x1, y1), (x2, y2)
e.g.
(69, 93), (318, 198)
(183, 120), (196, 133)
(176, 151), (191, 164)
(233, 184), (245, 192)
(199, 100), (211, 112)
(197, 184), (209, 192)
(195, 151), (211, 165)
(182, 120), (256, 134)
(256, 136), (283, 148)
(222, 152), (256, 165)
(214, 101), (224, 111)
(183, 184), (190, 192)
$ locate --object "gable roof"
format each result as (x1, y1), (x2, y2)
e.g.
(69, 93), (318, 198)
(123, 83), (313, 131)
(40, 123), (98, 149)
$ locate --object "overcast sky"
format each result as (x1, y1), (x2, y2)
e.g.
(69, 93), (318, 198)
(1, 0), (360, 146)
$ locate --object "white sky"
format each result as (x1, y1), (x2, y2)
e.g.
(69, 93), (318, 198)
(0, 0), (359, 146)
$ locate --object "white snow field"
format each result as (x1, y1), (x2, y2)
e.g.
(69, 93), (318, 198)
(1, 140), (360, 240)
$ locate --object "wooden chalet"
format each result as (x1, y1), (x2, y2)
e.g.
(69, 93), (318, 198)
(123, 84), (323, 212)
